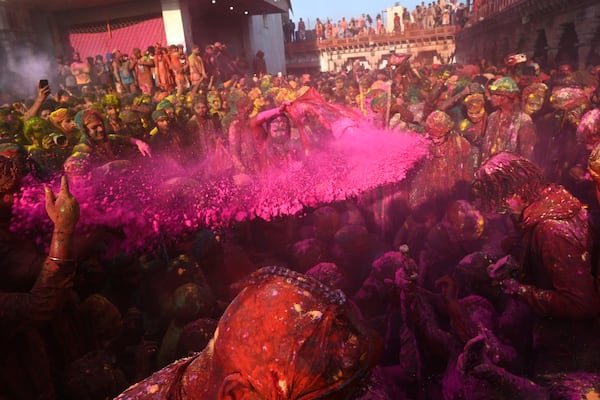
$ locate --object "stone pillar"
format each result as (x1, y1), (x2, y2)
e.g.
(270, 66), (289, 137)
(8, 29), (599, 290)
(160, 0), (193, 51)
(574, 9), (597, 69)
(544, 19), (563, 65)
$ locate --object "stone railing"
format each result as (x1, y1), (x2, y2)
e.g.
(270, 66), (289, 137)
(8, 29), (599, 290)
(467, 0), (525, 24)
(285, 25), (459, 54)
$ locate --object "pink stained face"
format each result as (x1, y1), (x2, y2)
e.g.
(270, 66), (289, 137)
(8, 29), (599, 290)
(85, 118), (106, 143)
(268, 115), (290, 142)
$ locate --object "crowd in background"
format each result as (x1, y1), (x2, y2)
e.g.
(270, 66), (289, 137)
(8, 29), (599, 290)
(2, 35), (600, 399)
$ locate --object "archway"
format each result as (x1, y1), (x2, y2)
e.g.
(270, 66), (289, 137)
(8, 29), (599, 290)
(533, 29), (548, 67)
(555, 22), (578, 67)
(587, 25), (600, 67)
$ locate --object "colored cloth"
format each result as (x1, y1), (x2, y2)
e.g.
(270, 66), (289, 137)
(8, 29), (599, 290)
(517, 185), (600, 375)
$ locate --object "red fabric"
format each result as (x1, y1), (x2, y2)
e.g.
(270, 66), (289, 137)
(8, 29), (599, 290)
(68, 17), (166, 59)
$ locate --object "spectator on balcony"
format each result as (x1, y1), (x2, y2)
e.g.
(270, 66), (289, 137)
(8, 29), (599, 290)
(339, 17), (348, 38)
(70, 52), (91, 94)
(413, 5), (424, 28)
(297, 18), (306, 41)
(449, 0), (458, 25)
(325, 19), (333, 39)
(188, 44), (207, 87)
(393, 13), (401, 33)
(133, 48), (155, 95)
(202, 44), (217, 84)
(283, 19), (290, 43)
(315, 18), (325, 40)
(434, 2), (443, 26)
(358, 14), (366, 33)
(332, 21), (340, 38)
(93, 54), (113, 89)
(169, 45), (189, 95)
(154, 46), (175, 92)
(348, 17), (357, 36)
(403, 7), (411, 29)
(456, 2), (468, 27)
(289, 19), (296, 42)
(441, 5), (451, 25)
(425, 4), (436, 29)
(376, 14), (385, 34)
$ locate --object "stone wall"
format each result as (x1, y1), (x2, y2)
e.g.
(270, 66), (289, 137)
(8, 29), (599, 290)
(455, 0), (600, 69)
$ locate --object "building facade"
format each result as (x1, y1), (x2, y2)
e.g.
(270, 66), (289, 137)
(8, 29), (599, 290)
(455, 0), (600, 69)
(285, 25), (458, 74)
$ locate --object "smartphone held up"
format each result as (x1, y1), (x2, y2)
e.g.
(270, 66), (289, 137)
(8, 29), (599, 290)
(39, 79), (50, 94)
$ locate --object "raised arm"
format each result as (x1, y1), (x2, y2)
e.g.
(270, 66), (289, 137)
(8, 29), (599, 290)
(0, 176), (80, 332)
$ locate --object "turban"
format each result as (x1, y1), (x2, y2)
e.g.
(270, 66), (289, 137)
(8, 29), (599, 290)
(152, 109), (167, 122)
(577, 109), (600, 146)
(425, 110), (454, 137)
(49, 108), (69, 125)
(549, 87), (588, 111)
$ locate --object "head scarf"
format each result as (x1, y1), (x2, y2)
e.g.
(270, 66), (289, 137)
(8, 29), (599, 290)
(101, 94), (121, 108)
(49, 108), (69, 125)
(213, 266), (378, 399)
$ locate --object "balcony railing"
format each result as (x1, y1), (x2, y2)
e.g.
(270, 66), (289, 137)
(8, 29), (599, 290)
(285, 25), (459, 54)
(467, 0), (526, 25)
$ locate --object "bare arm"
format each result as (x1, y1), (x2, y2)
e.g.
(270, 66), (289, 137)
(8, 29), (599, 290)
(0, 176), (79, 334)
(22, 84), (50, 120)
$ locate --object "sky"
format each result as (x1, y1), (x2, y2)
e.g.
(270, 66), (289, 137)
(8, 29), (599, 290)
(289, 0), (422, 28)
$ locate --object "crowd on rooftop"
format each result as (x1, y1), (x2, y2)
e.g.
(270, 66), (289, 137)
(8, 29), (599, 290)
(284, 0), (470, 42)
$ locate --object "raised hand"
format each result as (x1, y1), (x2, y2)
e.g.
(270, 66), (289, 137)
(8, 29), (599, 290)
(45, 175), (79, 232)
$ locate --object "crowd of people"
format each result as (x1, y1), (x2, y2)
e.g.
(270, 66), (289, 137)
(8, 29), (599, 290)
(2, 37), (600, 399)
(284, 0), (470, 42)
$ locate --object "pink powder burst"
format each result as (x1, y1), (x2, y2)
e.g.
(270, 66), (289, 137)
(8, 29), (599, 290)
(10, 125), (427, 255)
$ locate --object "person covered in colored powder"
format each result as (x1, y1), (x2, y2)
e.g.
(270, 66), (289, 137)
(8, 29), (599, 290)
(473, 152), (600, 377)
(64, 109), (151, 181)
(115, 266), (383, 399)
(480, 77), (536, 162)
(250, 100), (304, 170)
(409, 110), (473, 212)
